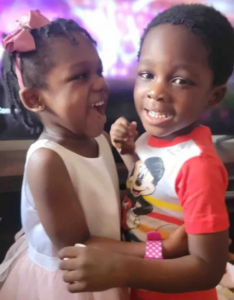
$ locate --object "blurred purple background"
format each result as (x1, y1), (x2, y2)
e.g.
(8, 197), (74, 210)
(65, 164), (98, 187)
(0, 0), (234, 81)
(0, 0), (234, 139)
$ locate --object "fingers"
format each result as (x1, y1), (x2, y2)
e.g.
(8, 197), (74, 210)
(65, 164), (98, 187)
(112, 127), (129, 141)
(116, 117), (130, 127)
(59, 246), (81, 260)
(129, 122), (138, 139)
(67, 281), (87, 293)
(59, 247), (97, 293)
(110, 118), (138, 153)
(60, 258), (81, 271)
(59, 245), (88, 272)
(129, 121), (137, 131)
(111, 118), (137, 138)
(62, 267), (88, 293)
(111, 120), (129, 140)
(63, 270), (83, 282)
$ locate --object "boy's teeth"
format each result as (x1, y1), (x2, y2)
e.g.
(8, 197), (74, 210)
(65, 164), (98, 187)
(92, 101), (104, 107)
(148, 111), (169, 119)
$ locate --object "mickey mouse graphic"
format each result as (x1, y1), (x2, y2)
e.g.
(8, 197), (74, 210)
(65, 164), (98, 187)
(122, 157), (164, 231)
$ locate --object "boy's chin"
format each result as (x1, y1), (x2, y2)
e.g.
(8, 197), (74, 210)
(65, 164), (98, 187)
(143, 124), (173, 139)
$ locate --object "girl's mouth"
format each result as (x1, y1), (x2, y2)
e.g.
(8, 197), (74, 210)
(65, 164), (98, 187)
(91, 101), (105, 115)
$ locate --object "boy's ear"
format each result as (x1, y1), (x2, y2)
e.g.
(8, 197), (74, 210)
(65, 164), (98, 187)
(206, 85), (227, 109)
(19, 88), (45, 113)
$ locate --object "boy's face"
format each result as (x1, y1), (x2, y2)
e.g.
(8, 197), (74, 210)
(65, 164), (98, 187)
(134, 24), (226, 139)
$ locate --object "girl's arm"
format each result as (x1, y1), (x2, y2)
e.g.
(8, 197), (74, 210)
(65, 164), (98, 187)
(27, 147), (187, 258)
(27, 148), (90, 250)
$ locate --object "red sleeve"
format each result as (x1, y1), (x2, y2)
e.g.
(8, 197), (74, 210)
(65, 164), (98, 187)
(175, 155), (229, 234)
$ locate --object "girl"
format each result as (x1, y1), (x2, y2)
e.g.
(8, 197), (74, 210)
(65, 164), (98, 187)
(0, 10), (187, 300)
(59, 4), (234, 300)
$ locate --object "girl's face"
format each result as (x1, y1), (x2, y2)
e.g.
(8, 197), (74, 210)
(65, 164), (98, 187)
(40, 32), (108, 138)
(134, 24), (226, 140)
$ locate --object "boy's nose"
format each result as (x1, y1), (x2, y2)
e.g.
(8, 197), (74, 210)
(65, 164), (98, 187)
(147, 80), (170, 103)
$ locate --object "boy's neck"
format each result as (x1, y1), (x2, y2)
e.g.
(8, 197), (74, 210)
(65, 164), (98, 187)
(154, 121), (199, 141)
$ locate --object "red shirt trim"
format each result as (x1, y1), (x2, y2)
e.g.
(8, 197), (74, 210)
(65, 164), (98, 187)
(148, 126), (211, 148)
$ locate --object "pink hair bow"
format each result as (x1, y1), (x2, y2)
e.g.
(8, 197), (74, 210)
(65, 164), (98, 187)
(3, 10), (50, 89)
(3, 10), (50, 53)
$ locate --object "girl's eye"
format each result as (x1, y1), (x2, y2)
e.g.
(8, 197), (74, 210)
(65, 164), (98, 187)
(140, 72), (154, 80)
(78, 72), (89, 79)
(71, 72), (89, 81)
(97, 68), (104, 77)
(172, 78), (190, 86)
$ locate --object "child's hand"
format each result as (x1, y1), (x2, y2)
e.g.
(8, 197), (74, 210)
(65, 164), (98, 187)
(59, 246), (123, 292)
(110, 117), (138, 155)
(163, 225), (188, 259)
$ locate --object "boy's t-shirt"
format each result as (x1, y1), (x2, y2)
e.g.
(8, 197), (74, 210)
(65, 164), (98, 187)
(121, 126), (229, 300)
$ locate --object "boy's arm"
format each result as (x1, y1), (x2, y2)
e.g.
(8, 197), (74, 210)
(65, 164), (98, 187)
(84, 224), (187, 259)
(60, 230), (228, 293)
(59, 155), (229, 293)
(101, 131), (188, 259)
(109, 118), (139, 173)
(103, 130), (136, 174)
(122, 230), (228, 292)
(121, 155), (229, 292)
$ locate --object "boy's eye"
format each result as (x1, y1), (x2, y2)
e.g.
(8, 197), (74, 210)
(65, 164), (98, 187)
(140, 72), (154, 80)
(172, 78), (190, 86)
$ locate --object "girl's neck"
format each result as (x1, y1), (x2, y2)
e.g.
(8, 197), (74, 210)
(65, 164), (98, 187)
(41, 126), (88, 142)
(40, 126), (99, 158)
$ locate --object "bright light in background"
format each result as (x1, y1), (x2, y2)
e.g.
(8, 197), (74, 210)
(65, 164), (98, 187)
(133, 0), (154, 12)
(212, 1), (234, 24)
(0, 45), (4, 61)
(69, 0), (146, 78)
(0, 0), (233, 80)
(213, 1), (230, 12)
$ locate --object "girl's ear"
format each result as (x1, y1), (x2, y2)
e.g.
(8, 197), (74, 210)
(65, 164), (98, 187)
(19, 88), (45, 113)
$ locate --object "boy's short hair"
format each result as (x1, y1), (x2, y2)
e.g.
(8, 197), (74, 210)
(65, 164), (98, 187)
(139, 4), (234, 86)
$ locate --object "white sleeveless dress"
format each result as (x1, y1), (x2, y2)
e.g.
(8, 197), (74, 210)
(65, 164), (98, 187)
(0, 135), (129, 300)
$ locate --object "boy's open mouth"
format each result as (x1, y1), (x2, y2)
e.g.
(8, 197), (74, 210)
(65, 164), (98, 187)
(144, 109), (173, 126)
